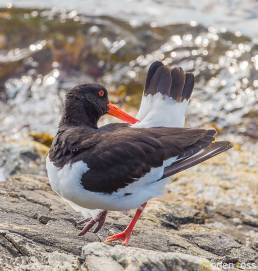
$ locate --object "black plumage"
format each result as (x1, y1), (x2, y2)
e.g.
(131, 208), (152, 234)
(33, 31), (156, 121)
(49, 122), (216, 193)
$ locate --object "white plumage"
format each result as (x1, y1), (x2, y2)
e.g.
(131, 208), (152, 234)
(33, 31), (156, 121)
(134, 92), (188, 128)
(47, 156), (167, 211)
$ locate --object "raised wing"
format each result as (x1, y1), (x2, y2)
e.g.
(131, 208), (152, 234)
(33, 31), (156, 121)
(134, 61), (194, 128)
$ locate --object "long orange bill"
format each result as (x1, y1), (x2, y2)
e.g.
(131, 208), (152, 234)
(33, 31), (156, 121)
(107, 103), (139, 124)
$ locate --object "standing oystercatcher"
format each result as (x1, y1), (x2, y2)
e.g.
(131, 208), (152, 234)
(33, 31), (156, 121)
(46, 61), (232, 244)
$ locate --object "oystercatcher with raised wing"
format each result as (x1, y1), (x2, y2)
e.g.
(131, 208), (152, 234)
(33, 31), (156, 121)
(46, 61), (232, 245)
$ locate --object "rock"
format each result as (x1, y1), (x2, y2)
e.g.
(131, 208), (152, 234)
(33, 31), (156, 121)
(241, 214), (258, 228)
(83, 254), (124, 271)
(0, 141), (47, 182)
(0, 231), (81, 271)
(0, 175), (96, 270)
(0, 145), (258, 270)
(82, 242), (220, 271)
(160, 203), (205, 229)
(180, 231), (241, 256)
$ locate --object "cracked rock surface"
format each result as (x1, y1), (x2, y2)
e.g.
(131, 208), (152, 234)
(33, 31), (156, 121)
(0, 144), (258, 270)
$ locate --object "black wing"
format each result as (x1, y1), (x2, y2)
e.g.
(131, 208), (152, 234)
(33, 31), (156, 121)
(77, 127), (216, 193)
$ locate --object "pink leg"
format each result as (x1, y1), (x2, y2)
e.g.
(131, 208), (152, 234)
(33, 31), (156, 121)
(105, 202), (147, 245)
(78, 210), (107, 236)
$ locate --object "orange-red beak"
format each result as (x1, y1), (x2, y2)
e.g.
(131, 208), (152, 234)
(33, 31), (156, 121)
(107, 103), (138, 124)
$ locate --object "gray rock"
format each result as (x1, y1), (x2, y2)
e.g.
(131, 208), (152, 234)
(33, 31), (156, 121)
(82, 242), (220, 271)
(160, 203), (205, 229)
(82, 254), (124, 271)
(0, 143), (45, 182)
(1, 170), (257, 270)
(180, 232), (241, 256)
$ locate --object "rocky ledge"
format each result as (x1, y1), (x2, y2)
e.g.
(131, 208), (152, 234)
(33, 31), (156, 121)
(0, 142), (258, 271)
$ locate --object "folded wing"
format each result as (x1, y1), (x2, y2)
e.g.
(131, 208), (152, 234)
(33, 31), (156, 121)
(78, 127), (216, 194)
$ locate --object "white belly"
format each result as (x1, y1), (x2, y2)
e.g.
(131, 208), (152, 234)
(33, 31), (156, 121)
(46, 155), (171, 211)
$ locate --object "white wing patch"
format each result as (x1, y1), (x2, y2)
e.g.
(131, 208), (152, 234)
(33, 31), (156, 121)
(133, 93), (188, 129)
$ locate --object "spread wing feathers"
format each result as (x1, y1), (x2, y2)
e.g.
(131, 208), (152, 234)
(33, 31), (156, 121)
(144, 61), (194, 101)
(78, 127), (216, 193)
(145, 62), (172, 96)
(182, 73), (195, 101)
(135, 61), (194, 128)
(162, 141), (233, 179)
(144, 61), (164, 94)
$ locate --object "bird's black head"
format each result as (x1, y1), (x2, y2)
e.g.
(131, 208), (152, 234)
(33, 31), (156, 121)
(69, 84), (109, 115)
(61, 84), (108, 127)
(60, 83), (137, 128)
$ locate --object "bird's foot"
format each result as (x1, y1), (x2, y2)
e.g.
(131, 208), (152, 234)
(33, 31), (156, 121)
(105, 202), (147, 245)
(105, 229), (132, 245)
(78, 210), (107, 236)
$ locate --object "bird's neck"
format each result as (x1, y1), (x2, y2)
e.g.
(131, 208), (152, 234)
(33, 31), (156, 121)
(59, 98), (99, 128)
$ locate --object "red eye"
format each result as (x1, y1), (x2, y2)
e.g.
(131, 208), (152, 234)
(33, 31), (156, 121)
(98, 90), (105, 97)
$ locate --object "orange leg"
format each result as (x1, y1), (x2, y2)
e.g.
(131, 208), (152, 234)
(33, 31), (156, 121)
(105, 202), (147, 245)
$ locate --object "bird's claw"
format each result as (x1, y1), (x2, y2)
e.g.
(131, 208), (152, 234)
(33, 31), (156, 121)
(105, 202), (147, 245)
(105, 230), (131, 245)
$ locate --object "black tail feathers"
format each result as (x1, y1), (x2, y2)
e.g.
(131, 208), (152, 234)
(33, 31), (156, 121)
(144, 61), (194, 102)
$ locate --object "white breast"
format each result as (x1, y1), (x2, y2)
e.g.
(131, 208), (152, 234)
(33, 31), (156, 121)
(46, 156), (88, 196)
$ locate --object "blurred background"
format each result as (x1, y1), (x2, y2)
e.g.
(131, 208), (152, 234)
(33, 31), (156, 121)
(0, 1), (258, 179)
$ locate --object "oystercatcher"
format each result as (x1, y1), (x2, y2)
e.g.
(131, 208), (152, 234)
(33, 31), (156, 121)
(46, 61), (232, 245)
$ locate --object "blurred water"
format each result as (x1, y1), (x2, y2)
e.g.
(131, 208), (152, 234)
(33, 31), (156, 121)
(2, 0), (258, 37)
(0, 2), (258, 140)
